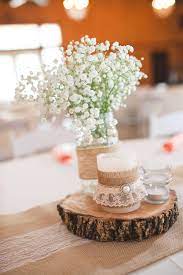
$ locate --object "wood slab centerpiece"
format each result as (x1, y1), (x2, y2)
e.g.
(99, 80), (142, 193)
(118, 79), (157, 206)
(57, 190), (178, 242)
(57, 149), (179, 242)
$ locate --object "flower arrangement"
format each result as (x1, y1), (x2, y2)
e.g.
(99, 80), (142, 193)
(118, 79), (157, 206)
(16, 35), (147, 146)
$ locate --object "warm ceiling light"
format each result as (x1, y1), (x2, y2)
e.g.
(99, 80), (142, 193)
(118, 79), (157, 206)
(63, 0), (89, 21)
(74, 0), (89, 10)
(152, 0), (175, 10)
(63, 0), (73, 9)
(152, 0), (176, 18)
(9, 0), (48, 8)
(63, 0), (89, 10)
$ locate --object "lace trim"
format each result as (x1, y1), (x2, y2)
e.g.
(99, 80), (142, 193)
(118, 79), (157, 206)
(93, 177), (147, 207)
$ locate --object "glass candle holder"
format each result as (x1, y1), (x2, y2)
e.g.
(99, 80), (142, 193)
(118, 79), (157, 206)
(143, 164), (172, 205)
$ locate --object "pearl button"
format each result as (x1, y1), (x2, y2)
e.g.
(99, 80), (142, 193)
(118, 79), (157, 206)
(122, 185), (131, 194)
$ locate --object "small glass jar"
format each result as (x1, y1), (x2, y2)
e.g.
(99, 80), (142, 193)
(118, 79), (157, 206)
(143, 164), (172, 205)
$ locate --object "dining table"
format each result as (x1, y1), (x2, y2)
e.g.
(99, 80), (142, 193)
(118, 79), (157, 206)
(0, 138), (183, 275)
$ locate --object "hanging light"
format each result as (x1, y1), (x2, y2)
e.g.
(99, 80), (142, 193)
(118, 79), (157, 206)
(63, 0), (89, 21)
(152, 0), (176, 18)
(9, 0), (48, 8)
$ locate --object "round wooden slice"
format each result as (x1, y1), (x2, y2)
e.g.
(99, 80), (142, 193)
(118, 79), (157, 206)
(57, 190), (179, 242)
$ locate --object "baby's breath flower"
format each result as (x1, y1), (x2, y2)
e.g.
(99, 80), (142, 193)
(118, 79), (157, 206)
(83, 103), (88, 110)
(15, 36), (147, 146)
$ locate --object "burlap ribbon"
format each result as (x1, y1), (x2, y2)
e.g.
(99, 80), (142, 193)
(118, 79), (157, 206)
(76, 143), (120, 179)
(97, 167), (138, 186)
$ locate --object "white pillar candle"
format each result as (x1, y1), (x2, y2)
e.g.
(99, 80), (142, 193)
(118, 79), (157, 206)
(97, 151), (137, 172)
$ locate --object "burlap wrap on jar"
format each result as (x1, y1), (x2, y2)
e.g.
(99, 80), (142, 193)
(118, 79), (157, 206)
(94, 181), (146, 209)
(94, 166), (146, 210)
(76, 143), (120, 179)
(97, 167), (139, 186)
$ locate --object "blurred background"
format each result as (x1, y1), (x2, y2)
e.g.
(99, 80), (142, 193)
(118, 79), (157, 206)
(0, 0), (183, 159)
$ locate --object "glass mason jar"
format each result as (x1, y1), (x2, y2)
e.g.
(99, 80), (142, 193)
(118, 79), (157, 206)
(75, 112), (118, 147)
(75, 112), (119, 195)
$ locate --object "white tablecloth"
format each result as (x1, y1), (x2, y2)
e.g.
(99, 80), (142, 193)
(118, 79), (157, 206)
(0, 138), (183, 274)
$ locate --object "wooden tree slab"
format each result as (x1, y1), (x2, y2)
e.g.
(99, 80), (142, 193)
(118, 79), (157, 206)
(57, 190), (179, 242)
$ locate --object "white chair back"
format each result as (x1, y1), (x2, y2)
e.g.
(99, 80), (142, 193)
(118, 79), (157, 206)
(149, 111), (183, 138)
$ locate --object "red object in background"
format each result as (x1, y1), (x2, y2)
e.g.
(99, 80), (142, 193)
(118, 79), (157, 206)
(52, 143), (74, 165)
(57, 153), (72, 164)
(163, 133), (183, 152)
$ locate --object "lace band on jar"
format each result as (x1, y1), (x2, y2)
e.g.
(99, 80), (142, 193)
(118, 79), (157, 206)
(94, 177), (147, 207)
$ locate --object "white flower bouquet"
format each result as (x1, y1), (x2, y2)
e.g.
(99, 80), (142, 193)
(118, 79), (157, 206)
(16, 35), (147, 147)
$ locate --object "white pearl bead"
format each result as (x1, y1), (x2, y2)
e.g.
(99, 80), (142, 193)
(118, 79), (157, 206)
(122, 185), (131, 194)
